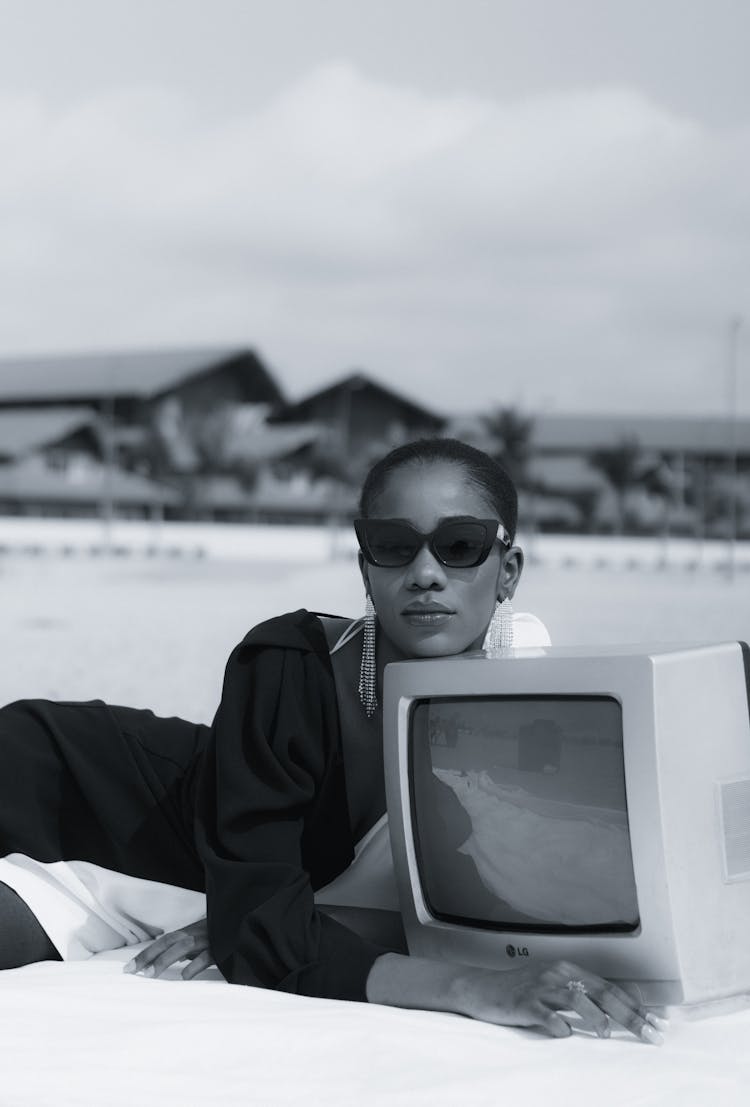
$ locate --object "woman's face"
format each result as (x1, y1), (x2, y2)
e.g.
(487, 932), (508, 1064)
(359, 460), (523, 660)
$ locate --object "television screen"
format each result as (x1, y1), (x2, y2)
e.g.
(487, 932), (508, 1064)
(410, 695), (640, 933)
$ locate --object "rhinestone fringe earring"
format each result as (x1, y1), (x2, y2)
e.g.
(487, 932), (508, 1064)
(483, 596), (514, 651)
(358, 594), (378, 717)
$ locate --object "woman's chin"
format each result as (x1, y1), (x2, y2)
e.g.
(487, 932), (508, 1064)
(397, 628), (478, 659)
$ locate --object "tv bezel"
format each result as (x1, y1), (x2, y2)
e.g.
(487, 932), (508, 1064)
(383, 641), (750, 1005)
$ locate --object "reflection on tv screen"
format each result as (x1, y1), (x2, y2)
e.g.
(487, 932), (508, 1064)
(410, 696), (640, 933)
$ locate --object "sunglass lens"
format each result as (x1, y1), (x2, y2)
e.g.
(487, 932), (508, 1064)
(433, 522), (489, 567)
(366, 523), (419, 566)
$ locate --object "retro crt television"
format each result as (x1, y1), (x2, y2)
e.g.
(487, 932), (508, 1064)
(382, 641), (750, 1008)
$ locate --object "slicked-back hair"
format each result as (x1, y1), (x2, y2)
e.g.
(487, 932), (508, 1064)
(358, 437), (518, 542)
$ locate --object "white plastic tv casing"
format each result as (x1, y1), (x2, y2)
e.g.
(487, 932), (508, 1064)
(383, 641), (750, 1007)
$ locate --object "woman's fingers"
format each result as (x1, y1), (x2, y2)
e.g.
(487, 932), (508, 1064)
(148, 935), (197, 978)
(123, 918), (214, 980)
(123, 931), (196, 978)
(123, 934), (174, 975)
(555, 962), (663, 1045)
(547, 984), (611, 1039)
(587, 979), (663, 1045)
(181, 950), (214, 980)
(527, 1000), (574, 1039)
(533, 972), (610, 1039)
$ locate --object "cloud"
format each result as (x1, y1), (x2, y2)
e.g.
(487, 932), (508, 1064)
(1, 64), (748, 414)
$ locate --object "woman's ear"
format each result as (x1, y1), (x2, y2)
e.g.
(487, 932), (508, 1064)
(499, 545), (524, 601)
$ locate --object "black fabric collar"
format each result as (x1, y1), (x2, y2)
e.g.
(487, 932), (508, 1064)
(240, 608), (340, 657)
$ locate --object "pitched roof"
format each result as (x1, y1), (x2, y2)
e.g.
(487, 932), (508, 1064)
(0, 407), (100, 461)
(450, 411), (750, 456)
(532, 413), (750, 454)
(273, 372), (445, 428)
(0, 347), (280, 404)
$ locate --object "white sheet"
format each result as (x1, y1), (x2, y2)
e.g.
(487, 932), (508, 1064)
(2, 946), (749, 1106)
(0, 854), (207, 959)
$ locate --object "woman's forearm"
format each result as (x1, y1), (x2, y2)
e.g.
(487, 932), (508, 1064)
(365, 952), (465, 1013)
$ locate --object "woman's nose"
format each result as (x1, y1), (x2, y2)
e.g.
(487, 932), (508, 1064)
(405, 545), (448, 588)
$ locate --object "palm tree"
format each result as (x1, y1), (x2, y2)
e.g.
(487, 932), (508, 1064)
(481, 407), (534, 487)
(589, 436), (645, 535)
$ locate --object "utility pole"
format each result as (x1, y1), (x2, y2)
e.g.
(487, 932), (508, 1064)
(726, 316), (742, 581)
(101, 357), (116, 551)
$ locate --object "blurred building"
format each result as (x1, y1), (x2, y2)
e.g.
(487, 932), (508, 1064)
(1, 350), (748, 535)
(0, 346), (283, 469)
(532, 414), (750, 537)
(0, 347), (282, 416)
(451, 411), (750, 537)
(0, 349), (371, 523)
(0, 347), (292, 519)
(270, 371), (446, 482)
(0, 408), (178, 518)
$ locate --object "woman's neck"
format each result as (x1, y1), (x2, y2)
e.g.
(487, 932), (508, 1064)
(375, 629), (410, 700)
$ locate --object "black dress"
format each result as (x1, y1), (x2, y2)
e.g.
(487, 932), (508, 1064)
(0, 609), (388, 1001)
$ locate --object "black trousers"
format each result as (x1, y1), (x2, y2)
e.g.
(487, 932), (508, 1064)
(0, 880), (60, 968)
(0, 698), (210, 968)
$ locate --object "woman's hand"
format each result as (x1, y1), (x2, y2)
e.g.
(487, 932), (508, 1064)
(366, 954), (666, 1044)
(123, 918), (214, 981)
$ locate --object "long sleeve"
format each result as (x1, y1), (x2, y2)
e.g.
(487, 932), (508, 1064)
(193, 613), (389, 1001)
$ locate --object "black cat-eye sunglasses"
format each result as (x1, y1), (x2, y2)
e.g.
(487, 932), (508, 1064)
(354, 516), (511, 569)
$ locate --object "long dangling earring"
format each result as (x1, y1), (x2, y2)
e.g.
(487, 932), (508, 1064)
(358, 594), (378, 717)
(483, 596), (514, 651)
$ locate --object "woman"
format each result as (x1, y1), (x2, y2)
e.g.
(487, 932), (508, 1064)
(0, 438), (664, 1044)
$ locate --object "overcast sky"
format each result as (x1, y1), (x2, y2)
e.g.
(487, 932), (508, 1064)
(1, 0), (749, 416)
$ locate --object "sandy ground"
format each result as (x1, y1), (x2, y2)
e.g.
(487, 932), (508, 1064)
(2, 534), (748, 724)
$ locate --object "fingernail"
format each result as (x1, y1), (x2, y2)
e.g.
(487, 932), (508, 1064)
(123, 961), (135, 973)
(142, 965), (155, 978)
(646, 1013), (670, 1031)
(641, 1024), (664, 1046)
(597, 1024), (611, 1039)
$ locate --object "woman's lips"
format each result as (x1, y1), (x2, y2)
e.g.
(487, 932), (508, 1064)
(401, 606), (454, 627)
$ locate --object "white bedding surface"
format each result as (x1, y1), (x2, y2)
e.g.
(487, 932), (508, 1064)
(2, 947), (749, 1107)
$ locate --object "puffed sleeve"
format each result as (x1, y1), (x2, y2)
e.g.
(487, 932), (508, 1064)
(194, 631), (389, 1001)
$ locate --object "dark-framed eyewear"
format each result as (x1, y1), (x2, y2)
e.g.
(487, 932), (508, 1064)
(354, 517), (510, 569)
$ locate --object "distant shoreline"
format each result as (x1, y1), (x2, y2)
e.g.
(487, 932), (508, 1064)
(1, 516), (748, 574)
